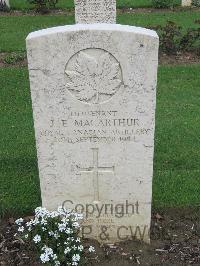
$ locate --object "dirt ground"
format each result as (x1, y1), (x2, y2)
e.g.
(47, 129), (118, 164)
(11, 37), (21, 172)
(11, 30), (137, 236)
(0, 207), (199, 266)
(159, 53), (200, 65)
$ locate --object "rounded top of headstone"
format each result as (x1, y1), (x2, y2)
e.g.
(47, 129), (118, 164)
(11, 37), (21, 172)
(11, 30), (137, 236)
(26, 24), (158, 41)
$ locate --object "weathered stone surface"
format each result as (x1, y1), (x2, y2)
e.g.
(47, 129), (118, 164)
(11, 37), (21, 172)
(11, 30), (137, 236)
(75, 0), (116, 24)
(182, 0), (192, 6)
(1, 0), (10, 8)
(27, 24), (159, 243)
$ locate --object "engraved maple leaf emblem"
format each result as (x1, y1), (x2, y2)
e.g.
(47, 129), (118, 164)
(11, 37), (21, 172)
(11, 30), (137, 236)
(65, 50), (122, 104)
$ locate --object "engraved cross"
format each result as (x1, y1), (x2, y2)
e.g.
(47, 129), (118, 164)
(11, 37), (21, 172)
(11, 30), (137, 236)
(78, 148), (115, 201)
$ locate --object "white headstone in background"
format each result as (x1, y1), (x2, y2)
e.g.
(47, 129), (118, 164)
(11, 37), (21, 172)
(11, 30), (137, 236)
(75, 0), (116, 23)
(27, 0), (159, 244)
(1, 0), (10, 8)
(182, 0), (192, 6)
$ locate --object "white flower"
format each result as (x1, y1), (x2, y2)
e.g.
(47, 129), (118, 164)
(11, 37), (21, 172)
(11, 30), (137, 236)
(55, 261), (60, 266)
(88, 246), (95, 252)
(78, 245), (84, 251)
(72, 245), (77, 250)
(28, 227), (32, 232)
(72, 222), (80, 228)
(48, 231), (54, 236)
(71, 214), (80, 222)
(57, 206), (66, 215)
(76, 213), (83, 220)
(50, 211), (59, 218)
(61, 217), (69, 223)
(42, 227), (47, 231)
(33, 218), (40, 225)
(65, 228), (72, 234)
(42, 246), (53, 256)
(72, 254), (80, 262)
(41, 219), (47, 225)
(58, 223), (66, 232)
(53, 232), (59, 239)
(40, 253), (50, 263)
(52, 254), (58, 260)
(35, 207), (49, 218)
(26, 221), (33, 227)
(18, 226), (24, 232)
(75, 238), (81, 243)
(64, 247), (71, 254)
(33, 234), (41, 243)
(15, 218), (23, 225)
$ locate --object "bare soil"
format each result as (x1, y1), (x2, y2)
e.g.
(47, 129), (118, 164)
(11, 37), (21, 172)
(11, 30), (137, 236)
(0, 207), (199, 266)
(159, 52), (200, 65)
(0, 53), (27, 68)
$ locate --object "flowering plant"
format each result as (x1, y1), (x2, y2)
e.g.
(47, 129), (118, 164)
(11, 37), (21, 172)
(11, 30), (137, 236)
(15, 206), (95, 265)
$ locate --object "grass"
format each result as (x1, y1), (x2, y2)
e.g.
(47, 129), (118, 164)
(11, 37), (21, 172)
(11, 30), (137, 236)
(10, 0), (181, 10)
(0, 10), (199, 52)
(153, 65), (200, 207)
(0, 68), (40, 218)
(0, 15), (74, 52)
(118, 10), (200, 29)
(0, 65), (199, 218)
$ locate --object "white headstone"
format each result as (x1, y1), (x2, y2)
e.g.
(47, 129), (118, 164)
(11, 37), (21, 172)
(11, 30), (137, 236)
(1, 0), (10, 8)
(26, 0), (159, 244)
(182, 0), (192, 6)
(75, 0), (116, 24)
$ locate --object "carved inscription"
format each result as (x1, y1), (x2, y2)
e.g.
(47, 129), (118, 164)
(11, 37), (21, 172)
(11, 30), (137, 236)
(65, 49), (123, 104)
(78, 148), (115, 201)
(75, 0), (116, 24)
(40, 109), (152, 145)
